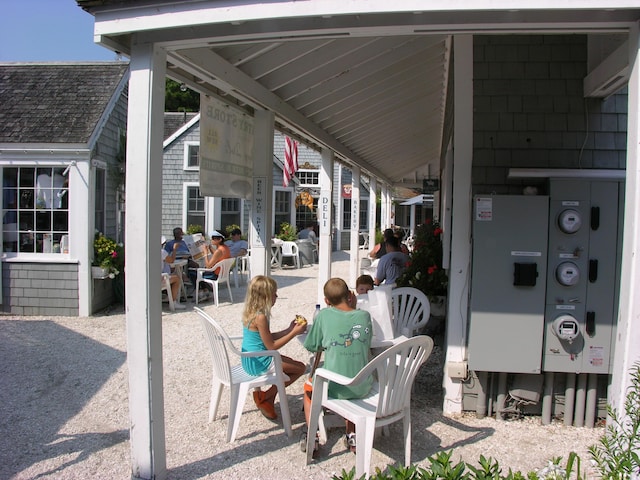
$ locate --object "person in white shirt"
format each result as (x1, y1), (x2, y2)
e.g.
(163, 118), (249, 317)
(297, 223), (318, 245)
(225, 228), (248, 257)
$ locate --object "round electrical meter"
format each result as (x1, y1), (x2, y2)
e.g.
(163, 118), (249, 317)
(556, 261), (580, 286)
(558, 209), (582, 234)
(552, 314), (580, 342)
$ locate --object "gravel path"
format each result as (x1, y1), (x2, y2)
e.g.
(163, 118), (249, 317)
(0, 252), (602, 479)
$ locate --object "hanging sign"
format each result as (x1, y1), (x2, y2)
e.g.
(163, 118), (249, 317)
(199, 95), (254, 198)
(342, 184), (352, 198)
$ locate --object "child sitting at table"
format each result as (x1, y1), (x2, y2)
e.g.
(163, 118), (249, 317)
(303, 277), (373, 453)
(355, 274), (374, 295)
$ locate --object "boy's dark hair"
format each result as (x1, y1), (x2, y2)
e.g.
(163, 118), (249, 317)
(385, 235), (400, 249)
(231, 228), (242, 236)
(324, 278), (350, 306)
(356, 274), (374, 288)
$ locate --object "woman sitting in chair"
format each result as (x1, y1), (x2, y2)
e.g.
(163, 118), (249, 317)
(189, 230), (231, 302)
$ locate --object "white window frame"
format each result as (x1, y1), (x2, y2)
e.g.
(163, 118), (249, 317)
(182, 181), (207, 233)
(183, 141), (200, 171)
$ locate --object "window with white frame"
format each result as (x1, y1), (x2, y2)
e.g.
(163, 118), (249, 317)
(2, 166), (69, 253)
(274, 190), (292, 235)
(95, 167), (106, 234)
(221, 198), (240, 231)
(186, 185), (205, 231)
(342, 198), (369, 230)
(184, 142), (200, 170)
(296, 169), (319, 186)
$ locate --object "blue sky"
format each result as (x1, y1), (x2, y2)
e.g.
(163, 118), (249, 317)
(0, 0), (117, 62)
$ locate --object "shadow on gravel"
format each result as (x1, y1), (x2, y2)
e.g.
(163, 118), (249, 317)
(0, 319), (127, 479)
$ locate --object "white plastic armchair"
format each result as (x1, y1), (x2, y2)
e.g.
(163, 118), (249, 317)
(161, 273), (176, 311)
(391, 287), (431, 337)
(194, 307), (292, 442)
(305, 335), (434, 478)
(280, 241), (300, 268)
(195, 257), (235, 306)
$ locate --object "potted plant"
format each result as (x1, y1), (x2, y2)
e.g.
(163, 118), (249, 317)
(276, 222), (298, 241)
(396, 219), (448, 313)
(92, 232), (124, 279)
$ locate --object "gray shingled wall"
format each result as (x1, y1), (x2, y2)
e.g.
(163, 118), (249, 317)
(473, 35), (627, 195)
(2, 263), (79, 316)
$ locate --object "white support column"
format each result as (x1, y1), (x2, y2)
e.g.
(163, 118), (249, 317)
(443, 35), (473, 416)
(385, 186), (392, 228)
(380, 184), (388, 229)
(611, 23), (640, 417)
(349, 166), (361, 287)
(249, 110), (274, 277)
(409, 204), (416, 237)
(368, 177), (377, 251)
(125, 39), (167, 480)
(318, 149), (334, 304)
(74, 159), (91, 316)
(335, 163), (344, 250)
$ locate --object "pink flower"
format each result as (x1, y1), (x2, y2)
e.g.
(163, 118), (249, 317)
(111, 251), (118, 258)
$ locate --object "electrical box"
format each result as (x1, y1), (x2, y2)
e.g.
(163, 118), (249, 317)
(543, 180), (621, 374)
(468, 195), (549, 373)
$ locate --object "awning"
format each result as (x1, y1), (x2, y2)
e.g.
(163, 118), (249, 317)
(400, 194), (434, 206)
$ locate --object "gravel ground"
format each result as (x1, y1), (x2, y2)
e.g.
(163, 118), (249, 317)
(0, 251), (603, 479)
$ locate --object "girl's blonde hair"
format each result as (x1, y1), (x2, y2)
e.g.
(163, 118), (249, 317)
(242, 275), (278, 327)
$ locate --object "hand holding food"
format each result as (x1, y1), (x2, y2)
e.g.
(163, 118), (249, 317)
(294, 314), (308, 326)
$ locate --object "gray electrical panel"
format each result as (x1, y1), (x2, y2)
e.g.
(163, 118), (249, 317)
(543, 179), (621, 374)
(469, 195), (549, 373)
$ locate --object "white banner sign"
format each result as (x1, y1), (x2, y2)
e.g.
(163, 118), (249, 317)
(200, 95), (254, 198)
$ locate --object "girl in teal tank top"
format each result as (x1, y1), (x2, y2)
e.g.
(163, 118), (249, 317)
(240, 276), (307, 420)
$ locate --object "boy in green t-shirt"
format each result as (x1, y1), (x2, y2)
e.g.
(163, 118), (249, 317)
(303, 277), (373, 452)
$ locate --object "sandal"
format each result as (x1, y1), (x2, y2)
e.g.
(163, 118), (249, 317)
(344, 433), (356, 454)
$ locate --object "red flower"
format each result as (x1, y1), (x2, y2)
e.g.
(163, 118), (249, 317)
(433, 227), (443, 236)
(428, 265), (438, 275)
(111, 251), (118, 258)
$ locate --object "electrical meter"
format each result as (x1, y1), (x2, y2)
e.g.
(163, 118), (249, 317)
(556, 261), (580, 286)
(552, 314), (580, 343)
(558, 209), (582, 234)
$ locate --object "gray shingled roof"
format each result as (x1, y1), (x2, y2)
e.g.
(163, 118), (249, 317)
(164, 111), (198, 140)
(0, 62), (129, 144)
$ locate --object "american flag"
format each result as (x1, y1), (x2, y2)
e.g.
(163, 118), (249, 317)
(283, 136), (299, 187)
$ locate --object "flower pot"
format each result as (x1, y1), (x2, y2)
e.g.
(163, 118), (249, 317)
(92, 266), (109, 279)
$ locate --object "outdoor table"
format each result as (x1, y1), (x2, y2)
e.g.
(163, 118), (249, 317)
(169, 258), (188, 300)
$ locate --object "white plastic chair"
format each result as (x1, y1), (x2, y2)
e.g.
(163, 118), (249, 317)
(194, 307), (292, 442)
(280, 241), (300, 268)
(305, 335), (434, 478)
(232, 252), (250, 288)
(391, 287), (431, 337)
(195, 257), (235, 306)
(161, 273), (176, 311)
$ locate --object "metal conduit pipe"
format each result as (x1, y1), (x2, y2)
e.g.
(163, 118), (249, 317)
(573, 373), (588, 427)
(495, 372), (508, 420)
(564, 373), (576, 426)
(541, 371), (554, 425)
(585, 374), (598, 428)
(476, 371), (488, 418)
(487, 372), (495, 417)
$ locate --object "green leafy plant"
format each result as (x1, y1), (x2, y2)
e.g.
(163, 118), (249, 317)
(276, 221), (298, 241)
(93, 232), (124, 278)
(396, 219), (448, 301)
(589, 362), (640, 479)
(186, 224), (204, 235)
